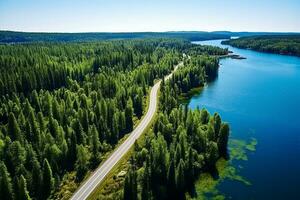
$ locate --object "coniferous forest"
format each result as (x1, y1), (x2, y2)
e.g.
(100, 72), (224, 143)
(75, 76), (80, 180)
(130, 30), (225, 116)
(222, 35), (300, 57)
(0, 38), (229, 200)
(122, 55), (229, 200)
(1, 0), (300, 199)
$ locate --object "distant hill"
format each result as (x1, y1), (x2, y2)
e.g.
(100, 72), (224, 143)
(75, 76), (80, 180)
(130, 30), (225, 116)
(1, 30), (299, 43)
(0, 31), (230, 43)
(212, 31), (300, 37)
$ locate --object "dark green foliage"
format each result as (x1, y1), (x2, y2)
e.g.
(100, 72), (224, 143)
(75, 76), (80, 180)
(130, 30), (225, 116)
(17, 175), (31, 200)
(0, 162), (14, 200)
(141, 158), (152, 200)
(222, 35), (300, 57)
(7, 113), (22, 141)
(122, 50), (230, 199)
(125, 99), (134, 132)
(126, 106), (229, 199)
(218, 123), (230, 158)
(123, 165), (138, 200)
(42, 159), (54, 200)
(90, 125), (101, 168)
(75, 145), (90, 181)
(31, 158), (42, 198)
(0, 38), (228, 199)
(0, 30), (230, 43)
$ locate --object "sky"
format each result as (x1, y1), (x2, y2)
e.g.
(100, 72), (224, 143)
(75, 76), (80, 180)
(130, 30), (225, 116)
(0, 0), (299, 33)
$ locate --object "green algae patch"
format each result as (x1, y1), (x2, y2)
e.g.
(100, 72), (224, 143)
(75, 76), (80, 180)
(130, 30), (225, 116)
(229, 139), (248, 161)
(212, 195), (226, 200)
(216, 159), (251, 186)
(189, 137), (257, 199)
(245, 138), (257, 151)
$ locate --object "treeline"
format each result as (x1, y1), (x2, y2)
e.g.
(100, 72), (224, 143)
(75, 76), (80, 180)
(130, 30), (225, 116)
(222, 35), (300, 57)
(0, 39), (183, 96)
(0, 38), (228, 200)
(0, 39), (185, 200)
(0, 31), (230, 43)
(184, 44), (228, 56)
(123, 56), (230, 200)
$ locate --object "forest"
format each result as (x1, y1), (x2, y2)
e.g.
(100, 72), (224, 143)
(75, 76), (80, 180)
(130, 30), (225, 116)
(121, 54), (230, 200)
(0, 38), (229, 200)
(222, 35), (300, 57)
(0, 31), (230, 43)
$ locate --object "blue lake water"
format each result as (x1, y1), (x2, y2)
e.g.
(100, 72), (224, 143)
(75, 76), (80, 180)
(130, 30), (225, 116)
(189, 40), (300, 199)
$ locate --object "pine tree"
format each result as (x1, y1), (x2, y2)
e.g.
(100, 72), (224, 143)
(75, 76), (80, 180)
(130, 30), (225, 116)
(125, 99), (133, 132)
(213, 113), (221, 137)
(29, 109), (41, 148)
(75, 145), (90, 181)
(200, 108), (209, 124)
(141, 157), (151, 200)
(31, 90), (41, 112)
(68, 128), (77, 168)
(7, 112), (22, 141)
(218, 123), (230, 158)
(133, 89), (143, 118)
(0, 162), (14, 200)
(73, 119), (86, 145)
(7, 141), (26, 175)
(111, 112), (119, 144)
(31, 158), (42, 197)
(37, 112), (45, 132)
(167, 158), (176, 199)
(52, 98), (61, 122)
(42, 159), (54, 200)
(123, 166), (138, 200)
(18, 175), (31, 200)
(207, 142), (219, 169)
(81, 109), (89, 132)
(175, 159), (185, 196)
(186, 147), (195, 185)
(90, 125), (101, 168)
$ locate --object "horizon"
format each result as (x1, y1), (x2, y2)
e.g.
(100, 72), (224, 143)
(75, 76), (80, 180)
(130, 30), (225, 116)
(1, 0), (300, 33)
(1, 30), (300, 34)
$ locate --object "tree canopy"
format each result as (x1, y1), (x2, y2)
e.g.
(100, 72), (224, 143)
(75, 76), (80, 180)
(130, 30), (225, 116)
(0, 38), (229, 199)
(122, 51), (230, 200)
(222, 35), (300, 57)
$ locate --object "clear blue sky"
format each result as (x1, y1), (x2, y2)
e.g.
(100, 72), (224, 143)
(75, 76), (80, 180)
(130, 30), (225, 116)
(0, 0), (299, 32)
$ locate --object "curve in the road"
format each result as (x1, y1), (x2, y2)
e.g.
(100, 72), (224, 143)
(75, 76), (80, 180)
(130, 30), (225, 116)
(71, 62), (183, 200)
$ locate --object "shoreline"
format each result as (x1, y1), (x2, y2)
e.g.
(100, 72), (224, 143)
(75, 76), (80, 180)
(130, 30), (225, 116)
(218, 53), (246, 59)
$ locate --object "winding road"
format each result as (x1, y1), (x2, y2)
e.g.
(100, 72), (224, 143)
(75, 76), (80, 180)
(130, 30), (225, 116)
(71, 61), (183, 200)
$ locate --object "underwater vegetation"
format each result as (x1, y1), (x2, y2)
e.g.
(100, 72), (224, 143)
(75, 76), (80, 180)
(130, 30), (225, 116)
(188, 137), (258, 200)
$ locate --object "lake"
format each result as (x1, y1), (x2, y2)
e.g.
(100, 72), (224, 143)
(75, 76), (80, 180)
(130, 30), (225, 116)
(189, 40), (300, 199)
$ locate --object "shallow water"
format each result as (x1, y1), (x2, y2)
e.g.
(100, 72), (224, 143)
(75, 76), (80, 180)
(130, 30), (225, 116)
(189, 40), (300, 199)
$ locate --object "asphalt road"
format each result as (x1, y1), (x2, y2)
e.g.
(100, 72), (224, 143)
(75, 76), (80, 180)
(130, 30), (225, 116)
(71, 61), (183, 200)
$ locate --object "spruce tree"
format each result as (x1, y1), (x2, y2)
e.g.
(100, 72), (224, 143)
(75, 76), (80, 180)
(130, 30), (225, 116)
(18, 175), (31, 200)
(123, 166), (137, 200)
(7, 112), (22, 141)
(31, 158), (42, 197)
(167, 158), (176, 199)
(125, 99), (133, 132)
(42, 159), (54, 200)
(141, 158), (151, 200)
(175, 159), (185, 197)
(218, 123), (230, 158)
(213, 113), (221, 137)
(75, 145), (90, 181)
(90, 125), (101, 168)
(0, 162), (14, 200)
